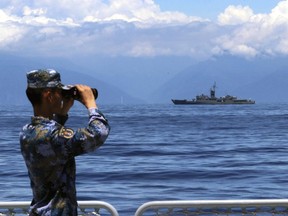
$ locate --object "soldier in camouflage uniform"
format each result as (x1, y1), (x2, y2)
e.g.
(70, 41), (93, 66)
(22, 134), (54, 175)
(20, 69), (110, 216)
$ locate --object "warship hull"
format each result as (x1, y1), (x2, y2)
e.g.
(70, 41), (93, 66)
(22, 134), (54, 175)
(171, 99), (255, 105)
(172, 82), (255, 105)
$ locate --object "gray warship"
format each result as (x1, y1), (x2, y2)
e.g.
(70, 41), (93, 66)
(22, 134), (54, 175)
(171, 83), (255, 105)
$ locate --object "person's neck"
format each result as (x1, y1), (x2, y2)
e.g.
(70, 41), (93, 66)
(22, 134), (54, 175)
(33, 104), (53, 119)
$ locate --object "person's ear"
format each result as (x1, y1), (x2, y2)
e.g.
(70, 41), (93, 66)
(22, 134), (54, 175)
(42, 89), (53, 103)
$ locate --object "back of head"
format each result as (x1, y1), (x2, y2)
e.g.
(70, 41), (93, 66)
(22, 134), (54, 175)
(26, 69), (63, 106)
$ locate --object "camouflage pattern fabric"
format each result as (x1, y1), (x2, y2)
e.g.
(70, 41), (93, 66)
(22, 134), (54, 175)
(20, 109), (110, 216)
(26, 69), (64, 88)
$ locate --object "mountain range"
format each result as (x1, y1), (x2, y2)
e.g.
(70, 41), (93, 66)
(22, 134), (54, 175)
(1, 53), (288, 105)
(152, 56), (288, 103)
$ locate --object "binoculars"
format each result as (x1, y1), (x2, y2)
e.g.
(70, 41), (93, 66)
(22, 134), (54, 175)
(62, 86), (98, 100)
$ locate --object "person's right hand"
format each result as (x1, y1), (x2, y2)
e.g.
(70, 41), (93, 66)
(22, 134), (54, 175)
(75, 84), (97, 109)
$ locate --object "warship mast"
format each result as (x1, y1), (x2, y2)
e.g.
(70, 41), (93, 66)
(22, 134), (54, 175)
(210, 82), (216, 99)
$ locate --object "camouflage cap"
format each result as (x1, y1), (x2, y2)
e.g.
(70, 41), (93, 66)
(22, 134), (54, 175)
(26, 69), (64, 88)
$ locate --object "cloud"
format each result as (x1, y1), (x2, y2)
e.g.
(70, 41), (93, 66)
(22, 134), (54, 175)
(0, 9), (26, 49)
(0, 0), (206, 57)
(0, 0), (288, 59)
(0, 23), (24, 49)
(215, 0), (288, 57)
(218, 5), (254, 25)
(24, 0), (202, 24)
(23, 6), (46, 16)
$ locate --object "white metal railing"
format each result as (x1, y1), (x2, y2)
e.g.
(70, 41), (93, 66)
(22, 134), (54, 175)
(0, 201), (119, 216)
(134, 199), (288, 216)
(2, 199), (288, 215)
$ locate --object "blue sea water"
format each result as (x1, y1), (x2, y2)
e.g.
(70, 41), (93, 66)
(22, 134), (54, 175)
(1, 103), (288, 215)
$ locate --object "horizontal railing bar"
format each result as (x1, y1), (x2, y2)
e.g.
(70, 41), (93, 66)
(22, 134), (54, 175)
(0, 201), (119, 216)
(2, 199), (288, 216)
(78, 201), (119, 216)
(0, 201), (30, 208)
(135, 199), (288, 216)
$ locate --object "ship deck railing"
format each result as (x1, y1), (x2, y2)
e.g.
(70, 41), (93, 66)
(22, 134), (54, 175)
(135, 199), (288, 216)
(1, 199), (288, 215)
(0, 200), (119, 216)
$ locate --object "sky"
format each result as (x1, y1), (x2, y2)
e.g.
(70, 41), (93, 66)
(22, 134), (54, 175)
(154, 0), (282, 20)
(0, 0), (288, 60)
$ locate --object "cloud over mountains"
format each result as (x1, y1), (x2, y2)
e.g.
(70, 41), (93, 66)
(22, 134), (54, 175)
(0, 0), (288, 59)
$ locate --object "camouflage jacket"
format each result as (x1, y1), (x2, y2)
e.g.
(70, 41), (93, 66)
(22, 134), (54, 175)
(20, 108), (110, 216)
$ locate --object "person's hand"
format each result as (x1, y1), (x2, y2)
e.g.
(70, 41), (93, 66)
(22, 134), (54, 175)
(75, 84), (97, 109)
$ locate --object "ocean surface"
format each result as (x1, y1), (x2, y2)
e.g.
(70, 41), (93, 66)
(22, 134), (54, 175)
(1, 103), (288, 215)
